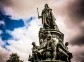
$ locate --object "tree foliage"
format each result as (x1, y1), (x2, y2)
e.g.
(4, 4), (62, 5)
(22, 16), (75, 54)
(6, 53), (23, 62)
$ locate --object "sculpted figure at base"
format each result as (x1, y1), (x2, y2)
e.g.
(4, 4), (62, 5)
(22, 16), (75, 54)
(43, 32), (56, 60)
(31, 42), (41, 62)
(65, 42), (73, 62)
(56, 40), (73, 62)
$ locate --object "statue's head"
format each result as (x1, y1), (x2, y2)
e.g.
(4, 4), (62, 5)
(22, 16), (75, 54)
(44, 4), (49, 9)
(32, 42), (36, 46)
(47, 35), (52, 40)
(40, 39), (43, 44)
(47, 31), (52, 40)
(65, 42), (69, 46)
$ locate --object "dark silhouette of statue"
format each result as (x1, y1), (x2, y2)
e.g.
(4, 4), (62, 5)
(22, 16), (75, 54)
(56, 40), (73, 62)
(37, 4), (58, 30)
(65, 42), (73, 62)
(31, 42), (41, 62)
(56, 39), (69, 61)
(29, 4), (73, 62)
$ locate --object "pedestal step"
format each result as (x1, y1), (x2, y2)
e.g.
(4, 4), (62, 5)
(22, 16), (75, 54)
(41, 60), (65, 62)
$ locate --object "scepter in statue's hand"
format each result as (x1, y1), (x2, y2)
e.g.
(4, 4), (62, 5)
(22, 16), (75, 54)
(37, 8), (41, 18)
(37, 8), (39, 18)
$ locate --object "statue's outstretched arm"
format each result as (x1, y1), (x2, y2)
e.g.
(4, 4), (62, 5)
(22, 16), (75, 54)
(38, 16), (42, 18)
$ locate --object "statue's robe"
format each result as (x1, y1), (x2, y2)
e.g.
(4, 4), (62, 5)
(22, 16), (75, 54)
(41, 8), (56, 29)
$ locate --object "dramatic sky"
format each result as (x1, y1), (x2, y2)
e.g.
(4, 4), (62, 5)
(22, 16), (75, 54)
(0, 0), (84, 62)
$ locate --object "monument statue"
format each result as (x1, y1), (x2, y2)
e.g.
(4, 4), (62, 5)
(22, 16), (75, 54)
(28, 4), (73, 62)
(37, 4), (59, 30)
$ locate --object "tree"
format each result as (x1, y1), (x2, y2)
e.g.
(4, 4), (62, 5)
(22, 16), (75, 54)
(6, 53), (23, 62)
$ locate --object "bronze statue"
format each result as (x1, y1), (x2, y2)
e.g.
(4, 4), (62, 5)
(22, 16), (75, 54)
(65, 42), (73, 62)
(44, 32), (56, 60)
(29, 4), (73, 62)
(31, 42), (41, 62)
(56, 40), (73, 62)
(37, 4), (58, 30)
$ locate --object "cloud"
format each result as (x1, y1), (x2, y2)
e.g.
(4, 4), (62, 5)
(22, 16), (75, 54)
(0, 7), (25, 49)
(5, 18), (41, 62)
(0, 48), (9, 62)
(70, 46), (84, 62)
(0, 5), (36, 62)
(0, 38), (10, 62)
(0, 0), (12, 6)
(67, 0), (84, 21)
(0, 0), (84, 62)
(70, 34), (84, 46)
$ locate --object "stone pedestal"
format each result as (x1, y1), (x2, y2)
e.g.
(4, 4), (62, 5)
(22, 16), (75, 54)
(41, 60), (65, 62)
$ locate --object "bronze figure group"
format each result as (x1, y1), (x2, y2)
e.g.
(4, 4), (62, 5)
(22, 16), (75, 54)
(28, 4), (73, 62)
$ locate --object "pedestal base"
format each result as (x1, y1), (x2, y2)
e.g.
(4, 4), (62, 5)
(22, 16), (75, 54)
(41, 60), (65, 62)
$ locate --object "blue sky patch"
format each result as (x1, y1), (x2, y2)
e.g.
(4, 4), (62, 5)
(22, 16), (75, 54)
(1, 32), (13, 41)
(0, 8), (36, 50)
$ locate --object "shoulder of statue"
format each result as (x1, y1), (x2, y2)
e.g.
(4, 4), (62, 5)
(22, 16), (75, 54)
(49, 9), (52, 11)
(42, 9), (45, 12)
(36, 46), (39, 48)
(48, 8), (52, 11)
